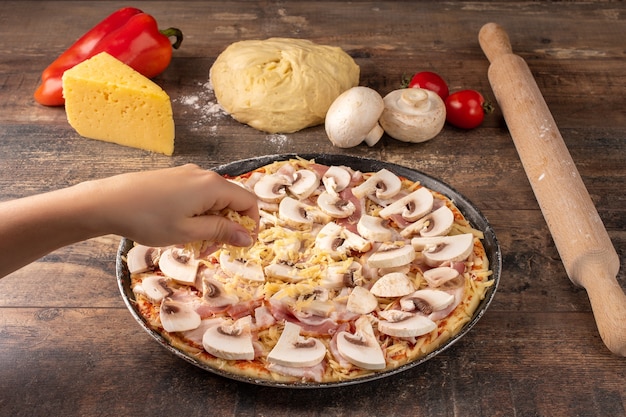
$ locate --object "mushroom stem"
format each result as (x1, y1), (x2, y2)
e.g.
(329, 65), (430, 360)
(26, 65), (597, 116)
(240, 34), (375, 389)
(398, 88), (432, 113)
(364, 123), (384, 146)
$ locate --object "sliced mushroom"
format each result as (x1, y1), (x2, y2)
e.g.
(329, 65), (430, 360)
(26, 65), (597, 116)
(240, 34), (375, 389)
(317, 191), (356, 218)
(411, 233), (474, 266)
(288, 169), (320, 200)
(279, 197), (330, 229)
(325, 86), (385, 148)
(202, 276), (239, 307)
(315, 222), (347, 259)
(127, 244), (160, 274)
(399, 289), (455, 314)
(343, 229), (372, 253)
(159, 298), (202, 332)
(422, 266), (462, 288)
(369, 272), (416, 298)
(202, 316), (255, 360)
(346, 286), (378, 314)
(357, 214), (393, 242)
(219, 250), (265, 282)
(299, 298), (335, 318)
(336, 316), (386, 370)
(253, 173), (292, 203)
(322, 260), (363, 288)
(267, 321), (327, 367)
(134, 275), (172, 303)
(264, 263), (308, 283)
(377, 311), (437, 338)
(351, 169), (402, 200)
(379, 187), (434, 222)
(367, 243), (416, 269)
(402, 205), (455, 238)
(379, 87), (446, 143)
(272, 236), (302, 262)
(322, 165), (353, 197)
(158, 247), (199, 285)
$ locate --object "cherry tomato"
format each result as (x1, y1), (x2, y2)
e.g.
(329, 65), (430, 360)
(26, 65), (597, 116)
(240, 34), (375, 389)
(445, 89), (491, 129)
(407, 71), (449, 100)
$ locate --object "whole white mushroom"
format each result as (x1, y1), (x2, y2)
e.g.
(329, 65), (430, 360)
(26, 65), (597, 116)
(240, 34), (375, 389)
(325, 86), (385, 148)
(379, 87), (446, 143)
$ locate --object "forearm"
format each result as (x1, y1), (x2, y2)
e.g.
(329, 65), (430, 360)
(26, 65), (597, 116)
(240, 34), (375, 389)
(0, 182), (105, 277)
(0, 165), (259, 278)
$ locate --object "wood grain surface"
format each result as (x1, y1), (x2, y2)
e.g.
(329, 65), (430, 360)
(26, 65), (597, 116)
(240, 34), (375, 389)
(0, 1), (624, 416)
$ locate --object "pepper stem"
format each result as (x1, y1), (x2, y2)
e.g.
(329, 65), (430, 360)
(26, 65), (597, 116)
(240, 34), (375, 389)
(160, 27), (184, 50)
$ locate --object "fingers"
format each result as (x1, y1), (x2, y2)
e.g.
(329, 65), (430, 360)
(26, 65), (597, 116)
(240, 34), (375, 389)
(182, 214), (254, 247)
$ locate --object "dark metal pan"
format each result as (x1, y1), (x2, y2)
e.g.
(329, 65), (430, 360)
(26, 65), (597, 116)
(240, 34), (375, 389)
(116, 153), (501, 388)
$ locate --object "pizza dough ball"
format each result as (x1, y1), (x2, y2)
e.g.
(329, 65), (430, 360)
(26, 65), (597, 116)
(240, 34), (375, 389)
(210, 38), (360, 134)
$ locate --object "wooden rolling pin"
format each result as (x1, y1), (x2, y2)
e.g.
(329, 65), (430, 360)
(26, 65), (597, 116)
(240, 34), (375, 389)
(478, 22), (626, 356)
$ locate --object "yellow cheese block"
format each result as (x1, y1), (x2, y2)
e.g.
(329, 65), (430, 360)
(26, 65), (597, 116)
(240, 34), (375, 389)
(62, 52), (175, 156)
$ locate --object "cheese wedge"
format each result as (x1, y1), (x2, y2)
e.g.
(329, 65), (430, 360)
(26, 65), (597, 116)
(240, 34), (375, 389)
(62, 52), (175, 155)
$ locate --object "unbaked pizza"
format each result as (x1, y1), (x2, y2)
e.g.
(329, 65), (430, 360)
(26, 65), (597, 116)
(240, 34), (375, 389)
(125, 157), (494, 384)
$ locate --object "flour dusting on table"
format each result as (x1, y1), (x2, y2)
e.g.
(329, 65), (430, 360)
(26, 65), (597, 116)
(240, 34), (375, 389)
(175, 81), (226, 133)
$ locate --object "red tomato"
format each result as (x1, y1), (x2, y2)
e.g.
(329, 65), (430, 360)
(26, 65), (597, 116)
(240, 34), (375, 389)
(445, 90), (490, 129)
(407, 71), (449, 100)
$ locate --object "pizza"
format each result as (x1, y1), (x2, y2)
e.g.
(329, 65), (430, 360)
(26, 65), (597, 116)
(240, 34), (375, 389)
(125, 157), (494, 384)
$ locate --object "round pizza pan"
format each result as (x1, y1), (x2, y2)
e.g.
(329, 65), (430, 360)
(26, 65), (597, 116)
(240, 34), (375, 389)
(116, 153), (501, 388)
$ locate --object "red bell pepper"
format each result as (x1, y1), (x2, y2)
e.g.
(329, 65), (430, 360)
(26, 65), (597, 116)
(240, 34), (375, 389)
(34, 7), (183, 106)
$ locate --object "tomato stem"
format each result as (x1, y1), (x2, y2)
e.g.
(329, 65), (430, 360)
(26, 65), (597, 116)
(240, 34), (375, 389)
(482, 100), (495, 114)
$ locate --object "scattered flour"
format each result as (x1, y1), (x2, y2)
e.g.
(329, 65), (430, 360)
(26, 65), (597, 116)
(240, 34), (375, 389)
(175, 81), (227, 133)
(175, 81), (291, 147)
(266, 134), (288, 149)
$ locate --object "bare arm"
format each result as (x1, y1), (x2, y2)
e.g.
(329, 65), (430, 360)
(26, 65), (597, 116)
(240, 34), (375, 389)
(0, 164), (259, 278)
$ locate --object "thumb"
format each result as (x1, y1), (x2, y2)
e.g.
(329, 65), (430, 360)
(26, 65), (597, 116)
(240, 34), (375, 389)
(189, 215), (254, 247)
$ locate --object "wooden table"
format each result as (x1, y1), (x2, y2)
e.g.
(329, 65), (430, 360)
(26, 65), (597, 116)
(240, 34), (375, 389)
(1, 1), (624, 416)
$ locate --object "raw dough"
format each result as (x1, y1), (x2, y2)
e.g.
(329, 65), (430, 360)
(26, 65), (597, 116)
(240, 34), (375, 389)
(210, 38), (360, 133)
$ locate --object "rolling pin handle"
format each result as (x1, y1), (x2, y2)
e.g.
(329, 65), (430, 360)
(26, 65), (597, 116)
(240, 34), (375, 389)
(479, 22), (514, 63)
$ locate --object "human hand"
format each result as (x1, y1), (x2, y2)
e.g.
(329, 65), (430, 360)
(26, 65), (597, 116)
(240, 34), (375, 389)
(88, 164), (259, 247)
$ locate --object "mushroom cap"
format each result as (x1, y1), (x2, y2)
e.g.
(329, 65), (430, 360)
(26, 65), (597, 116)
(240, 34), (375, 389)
(267, 321), (327, 367)
(379, 87), (446, 143)
(325, 86), (385, 148)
